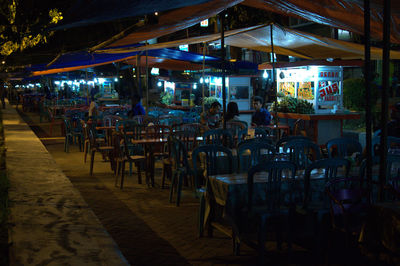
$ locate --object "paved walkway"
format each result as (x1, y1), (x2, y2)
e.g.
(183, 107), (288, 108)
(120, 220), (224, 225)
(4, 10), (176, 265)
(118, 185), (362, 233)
(3, 100), (129, 265)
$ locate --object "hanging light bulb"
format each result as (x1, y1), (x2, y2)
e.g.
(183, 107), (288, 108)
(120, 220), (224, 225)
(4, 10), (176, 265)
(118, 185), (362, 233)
(200, 77), (204, 83)
(263, 70), (268, 79)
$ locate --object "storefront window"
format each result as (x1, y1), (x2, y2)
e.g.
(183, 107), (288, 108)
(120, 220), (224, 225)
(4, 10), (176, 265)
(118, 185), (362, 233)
(229, 86), (249, 100)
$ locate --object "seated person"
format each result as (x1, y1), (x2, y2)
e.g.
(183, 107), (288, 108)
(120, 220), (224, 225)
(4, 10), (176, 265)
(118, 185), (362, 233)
(88, 96), (98, 119)
(201, 101), (221, 129)
(224, 101), (240, 123)
(251, 96), (272, 127)
(128, 94), (146, 118)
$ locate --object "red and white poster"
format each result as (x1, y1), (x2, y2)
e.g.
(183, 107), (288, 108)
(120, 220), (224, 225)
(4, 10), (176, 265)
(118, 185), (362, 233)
(319, 82), (339, 101)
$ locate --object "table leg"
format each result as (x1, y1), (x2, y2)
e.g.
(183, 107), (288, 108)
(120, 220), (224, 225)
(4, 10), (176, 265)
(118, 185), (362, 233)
(144, 144), (155, 187)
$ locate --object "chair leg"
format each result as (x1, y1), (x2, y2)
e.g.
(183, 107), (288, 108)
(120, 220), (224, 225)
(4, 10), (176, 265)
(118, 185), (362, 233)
(176, 171), (183, 206)
(115, 162), (120, 187)
(258, 217), (267, 264)
(84, 141), (88, 163)
(129, 162), (133, 176)
(169, 171), (177, 203)
(90, 150), (95, 176)
(198, 193), (205, 237)
(137, 162), (142, 184)
(64, 136), (68, 153)
(120, 162), (125, 189)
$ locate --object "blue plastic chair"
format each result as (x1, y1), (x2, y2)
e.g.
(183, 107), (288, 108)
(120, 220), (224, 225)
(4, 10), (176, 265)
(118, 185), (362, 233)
(237, 140), (275, 173)
(325, 177), (371, 249)
(203, 128), (234, 148)
(241, 161), (297, 260)
(168, 137), (194, 206)
(192, 144), (233, 237)
(301, 158), (351, 258)
(63, 118), (83, 153)
(326, 137), (362, 159)
(282, 139), (321, 171)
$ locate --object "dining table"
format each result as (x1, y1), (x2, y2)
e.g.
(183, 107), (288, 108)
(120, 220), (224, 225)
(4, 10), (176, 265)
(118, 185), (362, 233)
(130, 138), (169, 187)
(203, 168), (338, 241)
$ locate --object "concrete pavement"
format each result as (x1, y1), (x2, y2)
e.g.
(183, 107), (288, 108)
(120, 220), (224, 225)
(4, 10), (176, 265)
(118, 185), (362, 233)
(3, 100), (129, 265)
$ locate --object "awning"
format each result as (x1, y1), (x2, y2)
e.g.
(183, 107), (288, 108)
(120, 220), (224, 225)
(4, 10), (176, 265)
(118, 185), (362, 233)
(52, 0), (215, 30)
(243, 0), (400, 44)
(96, 0), (242, 50)
(258, 59), (364, 70)
(29, 49), (219, 76)
(99, 24), (400, 60)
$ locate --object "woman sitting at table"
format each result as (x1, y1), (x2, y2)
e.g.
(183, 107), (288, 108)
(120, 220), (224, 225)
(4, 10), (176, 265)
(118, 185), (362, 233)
(224, 101), (241, 123)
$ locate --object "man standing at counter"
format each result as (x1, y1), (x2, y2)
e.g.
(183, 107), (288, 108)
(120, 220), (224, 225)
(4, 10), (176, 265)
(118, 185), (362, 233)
(251, 96), (272, 127)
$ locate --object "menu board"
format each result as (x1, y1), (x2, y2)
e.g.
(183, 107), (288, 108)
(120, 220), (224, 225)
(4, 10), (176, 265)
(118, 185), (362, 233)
(297, 82), (314, 100)
(317, 81), (340, 102)
(278, 82), (295, 97)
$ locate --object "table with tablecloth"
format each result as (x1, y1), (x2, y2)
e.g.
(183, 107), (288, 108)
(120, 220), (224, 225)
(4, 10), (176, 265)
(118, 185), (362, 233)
(204, 169), (333, 238)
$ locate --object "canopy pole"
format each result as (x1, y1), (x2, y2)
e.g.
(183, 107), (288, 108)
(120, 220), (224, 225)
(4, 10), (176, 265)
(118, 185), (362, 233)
(379, 0), (391, 202)
(86, 69), (89, 105)
(202, 42), (206, 114)
(145, 42), (149, 110)
(221, 10), (226, 129)
(137, 55), (142, 99)
(270, 24), (278, 139)
(364, 0), (373, 194)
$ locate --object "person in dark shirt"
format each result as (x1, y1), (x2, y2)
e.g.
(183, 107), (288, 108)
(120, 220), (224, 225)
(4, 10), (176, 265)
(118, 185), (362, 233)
(251, 96), (271, 127)
(128, 94), (146, 118)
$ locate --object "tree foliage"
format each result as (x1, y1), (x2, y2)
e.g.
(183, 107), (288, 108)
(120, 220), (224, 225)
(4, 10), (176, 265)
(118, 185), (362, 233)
(0, 0), (64, 56)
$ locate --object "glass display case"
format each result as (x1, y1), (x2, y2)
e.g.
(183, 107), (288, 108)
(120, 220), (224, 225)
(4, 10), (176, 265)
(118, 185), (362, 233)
(276, 66), (343, 113)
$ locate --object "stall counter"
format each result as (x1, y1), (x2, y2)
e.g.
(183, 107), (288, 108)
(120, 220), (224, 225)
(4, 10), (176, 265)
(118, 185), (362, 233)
(277, 112), (361, 145)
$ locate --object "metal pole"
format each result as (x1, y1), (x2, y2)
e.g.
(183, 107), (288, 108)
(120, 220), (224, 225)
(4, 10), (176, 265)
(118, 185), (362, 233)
(221, 11), (226, 129)
(270, 24), (278, 139)
(202, 43), (206, 113)
(364, 0), (373, 194)
(145, 43), (149, 110)
(379, 0), (391, 201)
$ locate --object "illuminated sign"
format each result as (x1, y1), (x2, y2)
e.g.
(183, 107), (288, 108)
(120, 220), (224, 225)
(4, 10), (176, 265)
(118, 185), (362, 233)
(179, 44), (189, 52)
(151, 68), (159, 75)
(200, 19), (208, 27)
(319, 82), (339, 101)
(319, 71), (339, 78)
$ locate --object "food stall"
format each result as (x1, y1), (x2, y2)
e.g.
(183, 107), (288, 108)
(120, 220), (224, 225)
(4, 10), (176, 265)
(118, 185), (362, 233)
(260, 61), (362, 144)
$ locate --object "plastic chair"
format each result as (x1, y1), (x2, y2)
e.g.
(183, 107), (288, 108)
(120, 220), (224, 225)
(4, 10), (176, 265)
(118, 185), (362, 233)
(114, 131), (146, 189)
(359, 155), (400, 202)
(88, 127), (114, 176)
(102, 115), (122, 127)
(276, 135), (312, 153)
(325, 177), (371, 249)
(192, 144), (233, 236)
(300, 158), (351, 258)
(203, 128), (234, 148)
(226, 121), (248, 147)
(237, 139), (275, 173)
(326, 137), (362, 159)
(168, 137), (194, 206)
(282, 139), (321, 171)
(63, 118), (83, 153)
(121, 122), (146, 176)
(371, 135), (400, 156)
(241, 161), (297, 261)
